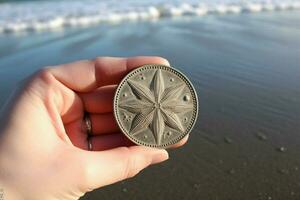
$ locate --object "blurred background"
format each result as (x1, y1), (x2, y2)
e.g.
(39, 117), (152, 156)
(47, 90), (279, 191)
(1, 0), (300, 199)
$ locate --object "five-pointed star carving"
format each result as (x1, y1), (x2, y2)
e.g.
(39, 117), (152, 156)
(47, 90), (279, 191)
(119, 69), (192, 145)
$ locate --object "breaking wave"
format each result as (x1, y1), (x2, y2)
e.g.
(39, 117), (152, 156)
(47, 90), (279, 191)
(0, 0), (300, 34)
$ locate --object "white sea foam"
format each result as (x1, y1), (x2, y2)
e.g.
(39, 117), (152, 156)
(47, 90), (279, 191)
(0, 0), (299, 34)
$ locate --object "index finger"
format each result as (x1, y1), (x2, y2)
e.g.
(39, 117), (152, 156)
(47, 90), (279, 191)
(50, 56), (170, 92)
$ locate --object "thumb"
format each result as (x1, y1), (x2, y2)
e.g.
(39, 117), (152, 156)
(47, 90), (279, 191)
(81, 146), (169, 190)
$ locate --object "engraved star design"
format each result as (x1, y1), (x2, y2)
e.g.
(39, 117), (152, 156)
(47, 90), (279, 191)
(119, 69), (193, 145)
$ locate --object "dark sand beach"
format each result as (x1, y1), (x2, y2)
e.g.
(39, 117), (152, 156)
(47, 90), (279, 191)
(1, 10), (300, 200)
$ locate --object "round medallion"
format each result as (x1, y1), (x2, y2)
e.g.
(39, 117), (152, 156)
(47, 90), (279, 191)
(114, 64), (198, 148)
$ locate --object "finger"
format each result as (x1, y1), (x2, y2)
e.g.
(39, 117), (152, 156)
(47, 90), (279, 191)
(65, 118), (87, 150)
(90, 133), (189, 150)
(50, 56), (170, 92)
(80, 85), (117, 114)
(168, 134), (189, 149)
(81, 146), (169, 190)
(90, 113), (119, 135)
(90, 133), (134, 151)
(47, 56), (169, 121)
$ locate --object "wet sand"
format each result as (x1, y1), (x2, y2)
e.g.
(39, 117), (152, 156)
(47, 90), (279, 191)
(1, 10), (300, 200)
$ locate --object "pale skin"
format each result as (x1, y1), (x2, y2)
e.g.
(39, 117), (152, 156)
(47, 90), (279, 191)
(0, 56), (188, 200)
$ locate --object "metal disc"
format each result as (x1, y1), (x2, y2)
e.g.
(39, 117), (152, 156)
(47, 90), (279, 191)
(114, 64), (198, 149)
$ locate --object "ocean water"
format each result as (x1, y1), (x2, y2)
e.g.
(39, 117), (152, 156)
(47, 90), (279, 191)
(0, 0), (300, 33)
(1, 1), (300, 200)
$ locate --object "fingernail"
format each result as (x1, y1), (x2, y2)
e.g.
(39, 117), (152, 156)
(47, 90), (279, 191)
(152, 150), (169, 164)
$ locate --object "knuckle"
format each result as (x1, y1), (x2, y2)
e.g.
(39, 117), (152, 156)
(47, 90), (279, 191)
(15, 67), (54, 100)
(94, 56), (104, 61)
(93, 57), (107, 74)
(15, 67), (52, 90)
(33, 67), (54, 85)
(23, 67), (55, 92)
(94, 57), (111, 67)
(93, 57), (100, 67)
(20, 67), (63, 107)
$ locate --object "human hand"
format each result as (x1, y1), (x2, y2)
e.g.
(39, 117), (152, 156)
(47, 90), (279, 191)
(0, 56), (188, 200)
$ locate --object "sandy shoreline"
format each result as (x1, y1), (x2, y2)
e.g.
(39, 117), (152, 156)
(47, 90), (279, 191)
(1, 10), (300, 200)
